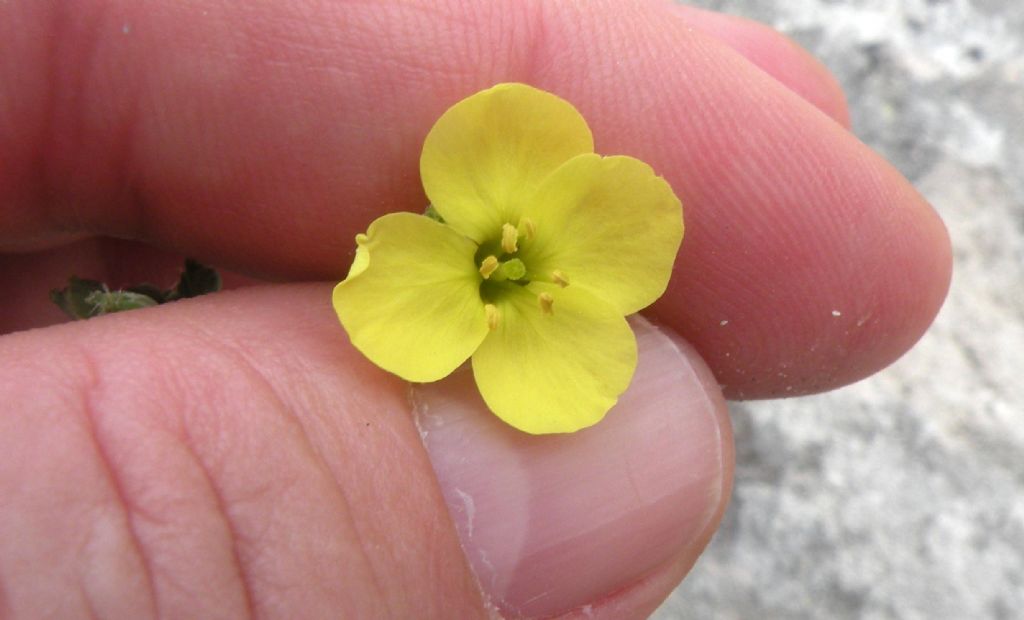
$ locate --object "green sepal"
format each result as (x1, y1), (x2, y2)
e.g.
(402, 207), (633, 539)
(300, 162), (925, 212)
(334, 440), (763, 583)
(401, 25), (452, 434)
(423, 204), (446, 223)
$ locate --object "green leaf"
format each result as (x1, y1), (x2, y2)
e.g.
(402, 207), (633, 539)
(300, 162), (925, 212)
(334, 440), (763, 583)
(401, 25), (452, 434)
(84, 290), (160, 314)
(50, 277), (107, 320)
(125, 283), (168, 303)
(50, 259), (222, 320)
(169, 259), (222, 300)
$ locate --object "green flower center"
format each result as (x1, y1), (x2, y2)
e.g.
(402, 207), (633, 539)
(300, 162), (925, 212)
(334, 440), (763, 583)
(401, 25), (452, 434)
(477, 218), (568, 329)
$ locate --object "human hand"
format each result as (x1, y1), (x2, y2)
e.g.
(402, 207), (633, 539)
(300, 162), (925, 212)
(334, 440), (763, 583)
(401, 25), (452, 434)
(0, 1), (950, 618)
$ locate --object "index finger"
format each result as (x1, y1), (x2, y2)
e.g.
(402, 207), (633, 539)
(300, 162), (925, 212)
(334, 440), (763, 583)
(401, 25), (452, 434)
(0, 0), (951, 398)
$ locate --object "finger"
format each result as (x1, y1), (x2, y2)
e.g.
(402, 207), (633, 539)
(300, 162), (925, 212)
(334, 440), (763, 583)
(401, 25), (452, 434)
(676, 5), (851, 127)
(0, 0), (951, 397)
(0, 285), (731, 618)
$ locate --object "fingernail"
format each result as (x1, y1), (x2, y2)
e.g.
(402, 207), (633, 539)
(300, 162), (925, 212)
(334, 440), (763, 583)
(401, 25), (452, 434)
(413, 317), (728, 618)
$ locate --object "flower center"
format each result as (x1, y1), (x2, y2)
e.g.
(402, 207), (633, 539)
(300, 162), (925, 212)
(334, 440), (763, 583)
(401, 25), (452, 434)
(477, 219), (533, 285)
(477, 218), (568, 330)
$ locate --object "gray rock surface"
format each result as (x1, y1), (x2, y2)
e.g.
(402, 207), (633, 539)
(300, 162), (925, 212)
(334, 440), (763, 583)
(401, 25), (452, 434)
(656, 1), (1024, 618)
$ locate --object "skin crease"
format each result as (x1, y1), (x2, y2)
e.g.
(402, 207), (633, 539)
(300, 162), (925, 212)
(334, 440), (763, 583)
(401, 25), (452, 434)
(0, 0), (951, 618)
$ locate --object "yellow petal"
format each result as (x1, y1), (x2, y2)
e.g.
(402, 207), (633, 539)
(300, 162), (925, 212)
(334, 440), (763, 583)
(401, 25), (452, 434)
(333, 213), (488, 383)
(518, 154), (683, 315)
(346, 234), (370, 279)
(420, 83), (594, 243)
(471, 283), (637, 434)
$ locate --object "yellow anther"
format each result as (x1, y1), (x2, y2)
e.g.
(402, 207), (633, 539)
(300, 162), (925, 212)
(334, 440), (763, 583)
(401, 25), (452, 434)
(520, 218), (537, 240)
(479, 255), (499, 279)
(551, 270), (569, 287)
(538, 292), (555, 315)
(501, 223), (519, 254)
(355, 233), (369, 244)
(485, 304), (500, 331)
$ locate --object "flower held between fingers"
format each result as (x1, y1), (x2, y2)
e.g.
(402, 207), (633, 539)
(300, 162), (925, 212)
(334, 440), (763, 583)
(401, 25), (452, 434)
(333, 83), (683, 434)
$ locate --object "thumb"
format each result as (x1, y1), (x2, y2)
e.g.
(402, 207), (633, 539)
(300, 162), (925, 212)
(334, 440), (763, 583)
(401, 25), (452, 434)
(414, 316), (733, 618)
(0, 284), (731, 618)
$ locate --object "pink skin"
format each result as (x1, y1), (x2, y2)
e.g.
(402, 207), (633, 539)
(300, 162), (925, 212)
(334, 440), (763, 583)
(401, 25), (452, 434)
(0, 1), (950, 618)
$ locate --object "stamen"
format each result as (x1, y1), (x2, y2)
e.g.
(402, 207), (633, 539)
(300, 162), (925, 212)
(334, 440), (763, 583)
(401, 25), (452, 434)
(355, 233), (369, 245)
(519, 218), (537, 241)
(551, 270), (569, 287)
(485, 304), (500, 331)
(538, 292), (555, 315)
(501, 223), (519, 254)
(479, 255), (499, 279)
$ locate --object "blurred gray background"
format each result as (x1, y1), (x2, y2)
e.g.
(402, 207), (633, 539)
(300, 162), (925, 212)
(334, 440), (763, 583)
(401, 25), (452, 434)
(656, 1), (1024, 618)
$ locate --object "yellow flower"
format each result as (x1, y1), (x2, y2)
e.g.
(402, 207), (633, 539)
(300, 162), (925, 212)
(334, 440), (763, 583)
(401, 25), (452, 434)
(333, 83), (683, 434)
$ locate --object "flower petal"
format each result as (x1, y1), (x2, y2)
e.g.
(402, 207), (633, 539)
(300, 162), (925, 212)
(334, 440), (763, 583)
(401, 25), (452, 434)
(333, 212), (488, 383)
(518, 154), (684, 315)
(420, 83), (594, 243)
(471, 282), (637, 434)
(346, 240), (369, 279)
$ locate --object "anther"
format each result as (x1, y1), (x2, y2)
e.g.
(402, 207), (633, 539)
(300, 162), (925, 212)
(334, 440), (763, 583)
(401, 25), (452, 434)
(551, 270), (569, 287)
(485, 304), (501, 331)
(538, 292), (555, 315)
(520, 218), (537, 240)
(501, 223), (519, 254)
(479, 255), (499, 279)
(355, 233), (369, 244)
